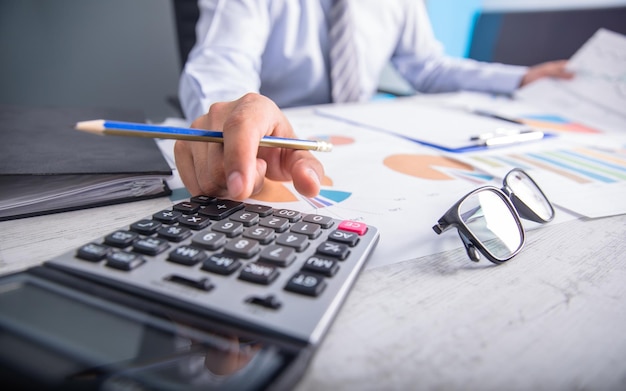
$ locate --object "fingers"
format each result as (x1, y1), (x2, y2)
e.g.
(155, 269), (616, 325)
(543, 60), (574, 79)
(174, 140), (229, 197)
(520, 60), (575, 87)
(292, 157), (324, 197)
(174, 93), (324, 200)
(173, 140), (200, 194)
(261, 148), (323, 197)
(220, 94), (323, 199)
(251, 158), (268, 196)
(220, 94), (290, 199)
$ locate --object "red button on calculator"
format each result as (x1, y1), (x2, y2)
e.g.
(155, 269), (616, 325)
(338, 221), (368, 235)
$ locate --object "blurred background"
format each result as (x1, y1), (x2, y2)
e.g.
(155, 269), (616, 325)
(1, 0), (625, 122)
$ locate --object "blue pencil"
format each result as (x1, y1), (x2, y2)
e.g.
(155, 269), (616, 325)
(75, 119), (333, 152)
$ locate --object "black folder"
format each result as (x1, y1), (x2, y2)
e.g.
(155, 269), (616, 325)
(0, 105), (172, 221)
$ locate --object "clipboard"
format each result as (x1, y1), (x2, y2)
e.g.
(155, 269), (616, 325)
(315, 99), (553, 153)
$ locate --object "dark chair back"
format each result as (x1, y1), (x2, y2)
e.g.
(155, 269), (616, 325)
(171, 0), (200, 68)
(468, 7), (626, 65)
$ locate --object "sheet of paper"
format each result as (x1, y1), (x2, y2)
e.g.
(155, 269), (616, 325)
(315, 98), (530, 151)
(432, 91), (610, 138)
(427, 92), (626, 218)
(450, 138), (626, 219)
(516, 28), (626, 134)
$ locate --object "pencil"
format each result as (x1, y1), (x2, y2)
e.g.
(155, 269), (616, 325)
(75, 119), (333, 152)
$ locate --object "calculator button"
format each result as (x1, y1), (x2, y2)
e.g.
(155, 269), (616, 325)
(211, 220), (244, 237)
(224, 238), (261, 259)
(243, 226), (275, 244)
(245, 294), (282, 310)
(104, 230), (138, 248)
(290, 221), (322, 239)
(302, 255), (339, 277)
(106, 251), (145, 271)
(202, 254), (242, 275)
(152, 209), (182, 224)
(165, 274), (213, 292)
(198, 199), (244, 219)
(76, 243), (110, 262)
(229, 210), (260, 226)
(273, 208), (302, 222)
(132, 237), (170, 256)
(245, 204), (274, 217)
(328, 230), (360, 246)
(316, 241), (350, 260)
(239, 263), (279, 285)
(190, 195), (216, 205)
(173, 201), (201, 214)
(337, 220), (368, 236)
(130, 220), (162, 235)
(168, 245), (208, 266)
(157, 225), (192, 242)
(258, 245), (296, 267)
(259, 216), (289, 232)
(303, 214), (335, 229)
(284, 272), (327, 297)
(276, 232), (309, 252)
(177, 214), (212, 230)
(192, 231), (227, 250)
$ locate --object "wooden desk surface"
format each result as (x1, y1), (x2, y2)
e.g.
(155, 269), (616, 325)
(1, 199), (625, 390)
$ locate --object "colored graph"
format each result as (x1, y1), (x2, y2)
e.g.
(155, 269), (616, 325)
(383, 154), (491, 184)
(251, 180), (300, 203)
(468, 146), (626, 185)
(250, 176), (353, 209)
(249, 133), (357, 208)
(519, 114), (602, 134)
(307, 189), (352, 208)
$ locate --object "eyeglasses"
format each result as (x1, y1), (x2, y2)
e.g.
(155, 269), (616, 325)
(432, 168), (554, 265)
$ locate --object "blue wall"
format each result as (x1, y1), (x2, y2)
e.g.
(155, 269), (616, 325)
(426, 0), (483, 58)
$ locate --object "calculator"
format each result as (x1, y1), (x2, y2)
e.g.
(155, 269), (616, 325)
(0, 196), (379, 390)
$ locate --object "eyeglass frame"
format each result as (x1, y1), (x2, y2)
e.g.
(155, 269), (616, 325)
(432, 168), (555, 265)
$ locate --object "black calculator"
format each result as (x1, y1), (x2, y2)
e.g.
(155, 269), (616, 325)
(0, 196), (379, 390)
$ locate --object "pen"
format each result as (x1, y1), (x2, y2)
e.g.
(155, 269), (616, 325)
(479, 130), (545, 147)
(470, 128), (538, 141)
(75, 119), (333, 152)
(471, 108), (525, 125)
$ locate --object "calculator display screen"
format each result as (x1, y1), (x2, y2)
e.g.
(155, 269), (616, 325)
(0, 274), (290, 390)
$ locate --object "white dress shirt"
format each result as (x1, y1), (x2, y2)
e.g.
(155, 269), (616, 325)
(179, 0), (527, 121)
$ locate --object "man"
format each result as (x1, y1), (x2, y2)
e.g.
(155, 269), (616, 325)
(175, 0), (573, 201)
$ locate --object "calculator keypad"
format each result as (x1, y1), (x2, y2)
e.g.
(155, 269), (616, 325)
(52, 197), (379, 344)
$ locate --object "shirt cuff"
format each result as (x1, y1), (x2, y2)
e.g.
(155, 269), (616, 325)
(485, 64), (528, 95)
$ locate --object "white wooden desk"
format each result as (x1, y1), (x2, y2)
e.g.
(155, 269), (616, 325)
(1, 198), (625, 390)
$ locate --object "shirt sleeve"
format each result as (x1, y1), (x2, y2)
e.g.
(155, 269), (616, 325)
(178, 0), (272, 121)
(390, 0), (528, 96)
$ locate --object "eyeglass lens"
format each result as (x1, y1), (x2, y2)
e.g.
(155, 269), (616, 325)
(459, 189), (523, 259)
(505, 170), (554, 222)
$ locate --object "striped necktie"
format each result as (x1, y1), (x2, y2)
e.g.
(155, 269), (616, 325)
(329, 0), (361, 103)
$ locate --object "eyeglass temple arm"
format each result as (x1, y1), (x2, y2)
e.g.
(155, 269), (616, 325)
(433, 206), (480, 234)
(432, 220), (449, 235)
(432, 221), (482, 262)
(459, 232), (481, 262)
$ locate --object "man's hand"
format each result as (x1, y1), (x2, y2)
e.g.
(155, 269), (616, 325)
(174, 93), (324, 200)
(520, 60), (574, 87)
